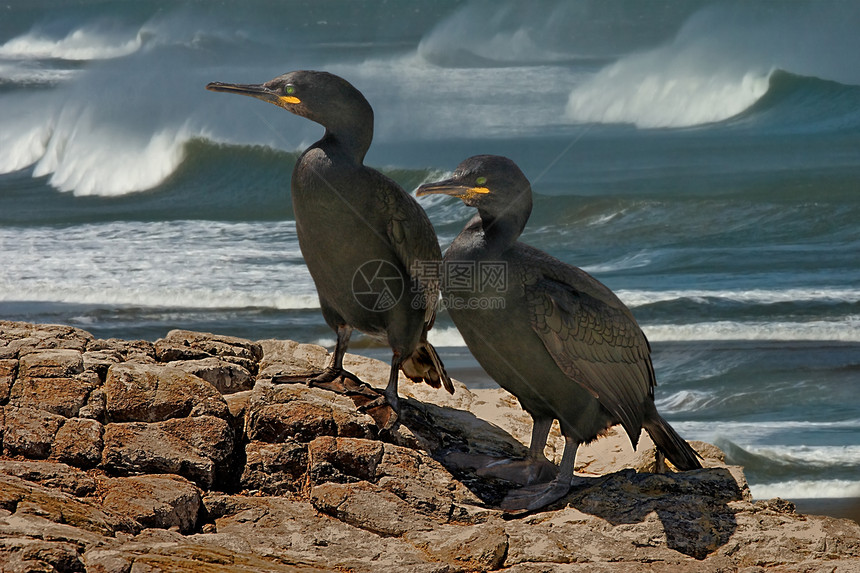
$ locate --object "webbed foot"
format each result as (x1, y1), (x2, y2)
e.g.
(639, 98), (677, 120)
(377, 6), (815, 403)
(500, 477), (571, 513)
(476, 457), (559, 486)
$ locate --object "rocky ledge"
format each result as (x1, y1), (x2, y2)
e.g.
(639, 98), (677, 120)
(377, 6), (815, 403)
(0, 320), (858, 572)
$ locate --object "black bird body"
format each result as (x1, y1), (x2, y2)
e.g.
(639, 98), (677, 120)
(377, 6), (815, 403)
(292, 141), (434, 353)
(207, 71), (451, 415)
(418, 155), (700, 510)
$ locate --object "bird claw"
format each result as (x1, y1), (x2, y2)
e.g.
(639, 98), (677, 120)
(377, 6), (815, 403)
(306, 367), (368, 394)
(500, 478), (571, 513)
(357, 393), (400, 431)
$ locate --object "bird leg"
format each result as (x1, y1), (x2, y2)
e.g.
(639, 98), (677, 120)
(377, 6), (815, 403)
(500, 435), (578, 512)
(475, 416), (558, 485)
(307, 325), (366, 392)
(356, 352), (402, 430)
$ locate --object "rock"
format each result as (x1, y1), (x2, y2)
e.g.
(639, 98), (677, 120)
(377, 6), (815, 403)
(245, 383), (377, 443)
(51, 417), (104, 468)
(0, 359), (16, 402)
(17, 348), (84, 378)
(100, 474), (203, 534)
(9, 371), (99, 418)
(154, 330), (262, 370)
(0, 460), (97, 497)
(1, 322), (859, 572)
(104, 362), (228, 423)
(0, 321), (93, 358)
(256, 339), (329, 380)
(169, 357), (254, 394)
(241, 440), (308, 495)
(101, 416), (234, 489)
(2, 406), (65, 459)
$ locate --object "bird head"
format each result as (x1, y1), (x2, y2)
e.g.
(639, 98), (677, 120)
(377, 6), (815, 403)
(417, 155), (533, 219)
(206, 70), (373, 148)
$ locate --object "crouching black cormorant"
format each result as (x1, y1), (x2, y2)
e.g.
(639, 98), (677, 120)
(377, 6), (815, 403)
(418, 155), (701, 511)
(207, 71), (452, 420)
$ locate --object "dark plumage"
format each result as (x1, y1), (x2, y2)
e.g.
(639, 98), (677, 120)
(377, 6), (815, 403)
(207, 71), (451, 418)
(417, 155), (701, 510)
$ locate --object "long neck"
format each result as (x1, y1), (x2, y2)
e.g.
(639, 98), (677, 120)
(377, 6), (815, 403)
(320, 106), (374, 164)
(478, 199), (531, 257)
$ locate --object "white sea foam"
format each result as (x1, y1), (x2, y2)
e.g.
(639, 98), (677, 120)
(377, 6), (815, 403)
(427, 326), (467, 348)
(673, 420), (860, 447)
(751, 479), (860, 500)
(0, 27), (142, 61)
(654, 390), (720, 414)
(642, 319), (860, 343)
(616, 288), (860, 308)
(0, 220), (318, 309)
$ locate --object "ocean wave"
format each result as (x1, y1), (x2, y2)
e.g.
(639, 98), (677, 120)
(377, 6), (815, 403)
(617, 288), (860, 308)
(564, 2), (860, 128)
(0, 284), (319, 311)
(427, 326), (466, 348)
(643, 319), (860, 343)
(751, 479), (860, 500)
(0, 26), (142, 61)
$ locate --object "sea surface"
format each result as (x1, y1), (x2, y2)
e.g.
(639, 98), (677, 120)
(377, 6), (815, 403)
(1, 0), (858, 513)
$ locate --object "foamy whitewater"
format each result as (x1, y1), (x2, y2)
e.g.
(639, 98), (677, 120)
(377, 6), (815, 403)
(2, 0), (859, 509)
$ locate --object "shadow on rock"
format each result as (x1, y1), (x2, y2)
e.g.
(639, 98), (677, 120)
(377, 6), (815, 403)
(564, 468), (741, 559)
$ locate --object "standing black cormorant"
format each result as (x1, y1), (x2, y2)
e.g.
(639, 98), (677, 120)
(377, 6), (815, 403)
(418, 155), (701, 511)
(207, 71), (452, 419)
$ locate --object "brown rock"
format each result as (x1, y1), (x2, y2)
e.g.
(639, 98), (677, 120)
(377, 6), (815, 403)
(104, 362), (228, 423)
(0, 473), (137, 537)
(246, 383), (376, 443)
(307, 436), (383, 484)
(0, 460), (97, 497)
(241, 440), (308, 495)
(256, 339), (329, 379)
(2, 406), (65, 459)
(310, 480), (436, 537)
(170, 356), (254, 394)
(8, 372), (99, 418)
(405, 521), (509, 571)
(154, 329), (262, 366)
(101, 416), (234, 489)
(100, 474), (203, 533)
(17, 348), (84, 378)
(0, 359), (17, 402)
(0, 321), (93, 358)
(51, 417), (104, 468)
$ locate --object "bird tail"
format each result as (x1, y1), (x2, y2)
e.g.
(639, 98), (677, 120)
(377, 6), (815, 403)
(643, 414), (703, 471)
(400, 340), (454, 394)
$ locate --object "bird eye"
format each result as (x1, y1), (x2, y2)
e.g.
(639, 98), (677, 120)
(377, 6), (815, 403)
(476, 176), (487, 185)
(285, 85), (296, 95)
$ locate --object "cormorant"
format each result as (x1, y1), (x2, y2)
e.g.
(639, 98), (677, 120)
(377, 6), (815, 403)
(207, 71), (452, 419)
(417, 155), (701, 511)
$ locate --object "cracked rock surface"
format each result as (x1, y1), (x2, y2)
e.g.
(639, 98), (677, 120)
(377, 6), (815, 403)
(1, 320), (859, 572)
